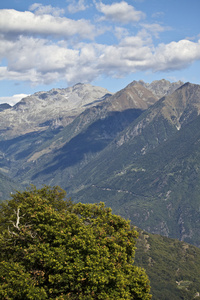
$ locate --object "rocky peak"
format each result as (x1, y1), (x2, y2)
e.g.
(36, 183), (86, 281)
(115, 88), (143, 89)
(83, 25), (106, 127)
(0, 103), (11, 112)
(115, 82), (200, 148)
(160, 82), (200, 129)
(0, 83), (112, 138)
(128, 79), (184, 99)
(105, 82), (158, 111)
(13, 83), (111, 111)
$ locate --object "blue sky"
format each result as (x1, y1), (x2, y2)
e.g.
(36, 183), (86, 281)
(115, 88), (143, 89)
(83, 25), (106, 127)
(0, 0), (200, 104)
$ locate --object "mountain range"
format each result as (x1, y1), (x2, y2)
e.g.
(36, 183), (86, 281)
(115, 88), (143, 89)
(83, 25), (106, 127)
(1, 78), (200, 249)
(2, 78), (200, 298)
(67, 81), (200, 247)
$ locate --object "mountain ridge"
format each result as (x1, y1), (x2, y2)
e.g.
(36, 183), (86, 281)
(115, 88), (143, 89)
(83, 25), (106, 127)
(2, 79), (200, 247)
(0, 78), (187, 192)
(128, 79), (184, 99)
(62, 82), (200, 247)
(0, 83), (112, 139)
(1, 78), (200, 300)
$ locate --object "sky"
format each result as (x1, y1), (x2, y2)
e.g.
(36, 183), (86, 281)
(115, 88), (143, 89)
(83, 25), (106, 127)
(0, 0), (200, 105)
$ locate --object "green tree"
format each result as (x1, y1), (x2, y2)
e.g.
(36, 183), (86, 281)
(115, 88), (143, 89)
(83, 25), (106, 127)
(0, 186), (151, 299)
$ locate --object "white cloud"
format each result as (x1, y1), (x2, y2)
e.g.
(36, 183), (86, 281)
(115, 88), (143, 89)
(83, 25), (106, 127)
(0, 94), (29, 106)
(0, 6), (200, 88)
(97, 42), (153, 77)
(67, 0), (89, 13)
(1, 33), (200, 87)
(152, 11), (164, 19)
(95, 1), (145, 24)
(0, 35), (80, 85)
(114, 27), (129, 40)
(153, 40), (200, 71)
(141, 23), (171, 38)
(0, 9), (95, 40)
(120, 35), (149, 47)
(29, 3), (65, 17)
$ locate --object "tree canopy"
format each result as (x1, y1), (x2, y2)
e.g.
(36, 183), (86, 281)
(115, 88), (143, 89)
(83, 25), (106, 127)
(0, 185), (151, 299)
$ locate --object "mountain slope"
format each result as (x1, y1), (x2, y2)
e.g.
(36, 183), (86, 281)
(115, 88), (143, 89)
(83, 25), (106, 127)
(1, 79), (196, 246)
(104, 82), (158, 110)
(0, 170), (20, 201)
(66, 83), (200, 247)
(0, 80), (183, 187)
(135, 229), (200, 299)
(0, 81), (159, 187)
(25, 83), (159, 185)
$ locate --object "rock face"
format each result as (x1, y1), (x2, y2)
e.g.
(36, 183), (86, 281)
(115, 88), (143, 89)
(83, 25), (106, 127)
(0, 79), (184, 139)
(105, 82), (158, 111)
(0, 103), (11, 112)
(0, 83), (112, 138)
(128, 79), (184, 99)
(114, 82), (200, 147)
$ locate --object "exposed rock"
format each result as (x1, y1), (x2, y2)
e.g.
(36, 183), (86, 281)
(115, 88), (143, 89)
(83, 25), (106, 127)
(0, 103), (11, 112)
(0, 83), (112, 139)
(128, 79), (184, 99)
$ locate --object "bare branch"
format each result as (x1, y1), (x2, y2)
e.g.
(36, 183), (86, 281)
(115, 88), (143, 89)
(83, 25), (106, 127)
(14, 207), (20, 230)
(8, 225), (18, 236)
(7, 207), (37, 239)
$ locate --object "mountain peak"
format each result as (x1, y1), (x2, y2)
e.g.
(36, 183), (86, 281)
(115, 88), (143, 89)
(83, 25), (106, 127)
(128, 79), (184, 99)
(0, 103), (11, 112)
(0, 83), (112, 138)
(106, 82), (158, 111)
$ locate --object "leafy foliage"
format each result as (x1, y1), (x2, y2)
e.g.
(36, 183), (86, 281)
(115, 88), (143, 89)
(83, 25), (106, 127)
(0, 186), (151, 299)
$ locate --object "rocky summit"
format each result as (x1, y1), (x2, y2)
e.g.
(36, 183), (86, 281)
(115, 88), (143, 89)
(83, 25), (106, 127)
(0, 83), (112, 139)
(128, 79), (184, 99)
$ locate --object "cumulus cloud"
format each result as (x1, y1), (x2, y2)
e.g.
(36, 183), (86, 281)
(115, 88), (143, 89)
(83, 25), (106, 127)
(95, 1), (145, 24)
(153, 39), (200, 71)
(0, 9), (95, 40)
(0, 35), (80, 85)
(1, 30), (200, 87)
(0, 5), (200, 89)
(67, 0), (89, 13)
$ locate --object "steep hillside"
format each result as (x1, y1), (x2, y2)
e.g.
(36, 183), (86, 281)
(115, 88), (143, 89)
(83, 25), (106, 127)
(135, 229), (200, 299)
(0, 171), (20, 201)
(67, 83), (200, 247)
